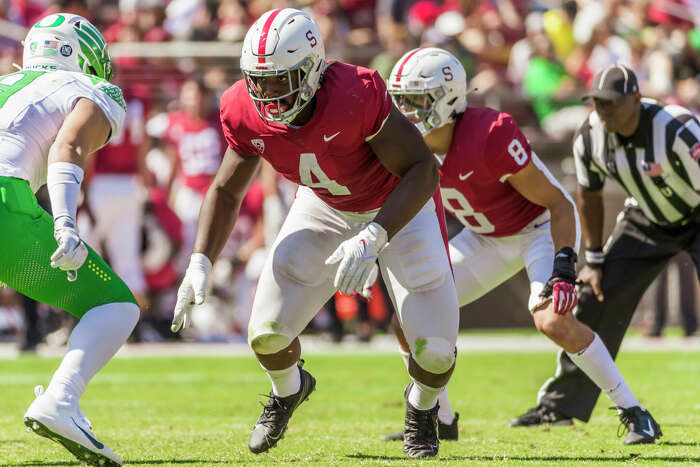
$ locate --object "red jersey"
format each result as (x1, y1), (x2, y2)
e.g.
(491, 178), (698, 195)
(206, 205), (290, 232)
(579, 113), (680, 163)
(165, 111), (223, 193)
(93, 98), (144, 175)
(439, 108), (545, 237)
(220, 62), (399, 212)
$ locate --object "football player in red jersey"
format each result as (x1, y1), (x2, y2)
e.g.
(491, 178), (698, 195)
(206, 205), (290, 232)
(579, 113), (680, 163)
(170, 9), (460, 458)
(383, 48), (660, 444)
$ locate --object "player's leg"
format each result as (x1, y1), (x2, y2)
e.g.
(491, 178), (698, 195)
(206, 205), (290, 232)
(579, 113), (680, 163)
(246, 188), (346, 454)
(383, 224), (524, 441)
(379, 198), (459, 458)
(523, 224), (660, 442)
(518, 208), (675, 440)
(0, 177), (138, 466)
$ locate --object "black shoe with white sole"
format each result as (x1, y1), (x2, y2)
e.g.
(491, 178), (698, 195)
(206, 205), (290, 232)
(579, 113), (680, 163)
(248, 361), (316, 454)
(402, 383), (440, 458)
(382, 412), (459, 441)
(615, 406), (662, 445)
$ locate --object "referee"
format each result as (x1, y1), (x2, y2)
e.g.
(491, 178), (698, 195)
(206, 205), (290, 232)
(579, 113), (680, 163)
(511, 64), (700, 427)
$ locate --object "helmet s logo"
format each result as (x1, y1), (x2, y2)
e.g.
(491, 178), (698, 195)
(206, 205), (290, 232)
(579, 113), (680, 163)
(306, 30), (317, 48)
(60, 44), (72, 57)
(442, 66), (453, 82)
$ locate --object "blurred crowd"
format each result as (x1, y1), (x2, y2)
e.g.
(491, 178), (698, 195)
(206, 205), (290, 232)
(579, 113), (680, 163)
(0, 0), (699, 348)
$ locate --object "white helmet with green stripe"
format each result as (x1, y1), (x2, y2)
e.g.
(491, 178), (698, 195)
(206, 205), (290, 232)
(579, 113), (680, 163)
(22, 13), (113, 81)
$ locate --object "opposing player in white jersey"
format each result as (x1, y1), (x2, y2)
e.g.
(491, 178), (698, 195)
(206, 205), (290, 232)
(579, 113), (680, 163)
(0, 14), (139, 466)
(382, 48), (661, 444)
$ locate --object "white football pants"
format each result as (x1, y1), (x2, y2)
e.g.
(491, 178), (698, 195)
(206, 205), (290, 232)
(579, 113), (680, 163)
(249, 186), (459, 372)
(449, 210), (554, 310)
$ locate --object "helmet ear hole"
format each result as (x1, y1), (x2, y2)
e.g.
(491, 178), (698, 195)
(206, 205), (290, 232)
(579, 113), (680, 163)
(447, 97), (457, 106)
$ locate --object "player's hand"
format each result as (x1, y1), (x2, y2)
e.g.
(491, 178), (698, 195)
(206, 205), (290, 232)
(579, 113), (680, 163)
(171, 253), (212, 332)
(51, 218), (88, 272)
(360, 263), (379, 299)
(326, 222), (388, 296)
(539, 247), (578, 315)
(578, 265), (604, 302)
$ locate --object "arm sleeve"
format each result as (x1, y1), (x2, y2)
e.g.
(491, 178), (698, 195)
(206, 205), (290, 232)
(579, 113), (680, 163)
(572, 122), (605, 191)
(484, 113), (533, 182)
(362, 70), (393, 142)
(670, 114), (700, 190)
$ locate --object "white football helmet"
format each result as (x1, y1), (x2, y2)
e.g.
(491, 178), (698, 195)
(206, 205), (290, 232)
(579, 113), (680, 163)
(22, 13), (113, 80)
(240, 8), (325, 124)
(388, 47), (467, 134)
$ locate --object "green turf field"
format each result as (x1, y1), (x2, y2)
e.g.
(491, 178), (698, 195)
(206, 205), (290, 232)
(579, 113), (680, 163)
(1, 350), (698, 466)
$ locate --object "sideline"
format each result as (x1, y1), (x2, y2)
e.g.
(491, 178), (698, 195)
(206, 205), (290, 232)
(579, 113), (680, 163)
(1, 334), (699, 359)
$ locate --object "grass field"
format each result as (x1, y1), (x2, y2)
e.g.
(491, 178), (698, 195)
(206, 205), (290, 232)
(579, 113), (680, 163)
(1, 349), (699, 466)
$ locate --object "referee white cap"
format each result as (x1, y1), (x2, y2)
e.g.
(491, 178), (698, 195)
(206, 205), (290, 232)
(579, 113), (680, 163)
(583, 64), (639, 101)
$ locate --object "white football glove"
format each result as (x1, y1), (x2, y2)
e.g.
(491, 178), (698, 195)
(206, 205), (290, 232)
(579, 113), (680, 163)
(171, 253), (212, 332)
(361, 263), (379, 299)
(50, 218), (88, 274)
(326, 222), (388, 296)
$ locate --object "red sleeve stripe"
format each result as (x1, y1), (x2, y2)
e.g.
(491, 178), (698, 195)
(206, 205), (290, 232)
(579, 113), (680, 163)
(258, 9), (283, 64)
(394, 48), (421, 83)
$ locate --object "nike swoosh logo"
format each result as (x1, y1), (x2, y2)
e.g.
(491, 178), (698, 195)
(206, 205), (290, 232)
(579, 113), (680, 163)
(458, 171), (474, 181)
(534, 221), (550, 229)
(641, 419), (655, 437)
(323, 131), (341, 142)
(71, 417), (104, 450)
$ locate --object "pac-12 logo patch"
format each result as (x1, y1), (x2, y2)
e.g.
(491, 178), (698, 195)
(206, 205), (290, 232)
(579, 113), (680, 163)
(60, 44), (72, 57)
(691, 142), (700, 161)
(251, 139), (264, 154)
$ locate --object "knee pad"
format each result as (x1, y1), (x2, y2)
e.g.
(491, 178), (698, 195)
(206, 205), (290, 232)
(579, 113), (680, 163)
(249, 326), (292, 355)
(411, 337), (455, 374)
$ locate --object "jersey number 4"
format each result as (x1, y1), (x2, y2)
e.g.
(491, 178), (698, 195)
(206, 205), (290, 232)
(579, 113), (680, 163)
(299, 153), (350, 195)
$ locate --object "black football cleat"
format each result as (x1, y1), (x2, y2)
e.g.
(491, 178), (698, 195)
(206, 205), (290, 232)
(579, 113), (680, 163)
(248, 361), (316, 454)
(509, 404), (573, 427)
(382, 412), (459, 441)
(615, 406), (662, 445)
(402, 383), (440, 458)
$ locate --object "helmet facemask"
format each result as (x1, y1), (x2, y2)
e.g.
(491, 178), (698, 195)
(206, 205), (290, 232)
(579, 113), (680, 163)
(243, 55), (320, 124)
(391, 86), (451, 135)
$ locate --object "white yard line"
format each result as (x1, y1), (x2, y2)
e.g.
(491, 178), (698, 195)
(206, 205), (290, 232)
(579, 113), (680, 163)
(1, 334), (699, 359)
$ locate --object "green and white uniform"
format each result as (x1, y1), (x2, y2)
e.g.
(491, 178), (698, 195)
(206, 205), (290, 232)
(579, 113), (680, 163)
(0, 70), (135, 317)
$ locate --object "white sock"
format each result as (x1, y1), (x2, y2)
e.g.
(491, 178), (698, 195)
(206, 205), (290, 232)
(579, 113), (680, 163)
(263, 363), (301, 397)
(566, 333), (641, 409)
(408, 380), (442, 411)
(46, 302), (139, 405)
(437, 387), (455, 424)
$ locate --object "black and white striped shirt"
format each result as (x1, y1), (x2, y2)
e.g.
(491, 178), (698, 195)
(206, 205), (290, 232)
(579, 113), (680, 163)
(573, 98), (700, 227)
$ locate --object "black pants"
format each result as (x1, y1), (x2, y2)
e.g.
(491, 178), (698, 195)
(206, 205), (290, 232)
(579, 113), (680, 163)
(538, 206), (700, 421)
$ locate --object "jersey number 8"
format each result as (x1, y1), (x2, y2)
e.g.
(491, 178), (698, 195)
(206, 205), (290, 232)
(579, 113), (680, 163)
(440, 187), (495, 233)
